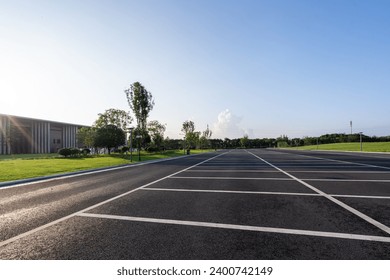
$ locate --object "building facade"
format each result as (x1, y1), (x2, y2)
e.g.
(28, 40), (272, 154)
(0, 114), (85, 155)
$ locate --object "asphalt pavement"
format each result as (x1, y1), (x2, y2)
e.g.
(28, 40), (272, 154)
(0, 149), (389, 259)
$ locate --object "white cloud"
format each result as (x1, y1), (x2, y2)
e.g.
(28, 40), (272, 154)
(212, 109), (251, 139)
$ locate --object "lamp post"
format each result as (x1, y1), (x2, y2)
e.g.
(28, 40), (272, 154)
(128, 127), (134, 162)
(136, 135), (142, 161)
(359, 132), (363, 152)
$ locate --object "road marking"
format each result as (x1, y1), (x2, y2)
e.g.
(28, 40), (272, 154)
(142, 187), (318, 196)
(187, 170), (281, 172)
(143, 187), (390, 200)
(0, 152), (228, 248)
(331, 194), (390, 200)
(169, 176), (293, 181)
(170, 176), (390, 183)
(76, 212), (390, 243)
(304, 178), (390, 182)
(247, 150), (390, 235)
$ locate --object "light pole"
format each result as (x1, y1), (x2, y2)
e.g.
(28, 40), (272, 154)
(136, 135), (142, 161)
(128, 127), (134, 162)
(359, 132), (363, 152)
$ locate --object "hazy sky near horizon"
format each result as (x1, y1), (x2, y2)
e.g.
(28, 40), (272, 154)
(1, 0), (390, 139)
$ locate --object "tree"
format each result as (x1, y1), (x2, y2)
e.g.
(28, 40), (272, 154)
(77, 127), (96, 148)
(94, 125), (126, 154)
(125, 82), (154, 141)
(94, 108), (132, 131)
(147, 120), (166, 151)
(200, 124), (212, 149)
(181, 120), (195, 150)
(181, 120), (201, 150)
(181, 120), (195, 135)
(240, 134), (249, 148)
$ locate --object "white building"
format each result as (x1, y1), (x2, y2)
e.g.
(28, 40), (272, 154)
(0, 114), (85, 154)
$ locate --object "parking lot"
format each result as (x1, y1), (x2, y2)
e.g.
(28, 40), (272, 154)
(0, 149), (389, 259)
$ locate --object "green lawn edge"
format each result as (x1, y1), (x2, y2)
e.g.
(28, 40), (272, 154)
(284, 142), (390, 153)
(0, 149), (214, 183)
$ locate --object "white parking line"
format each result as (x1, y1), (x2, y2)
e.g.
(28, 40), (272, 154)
(143, 187), (390, 200)
(170, 176), (293, 181)
(170, 176), (390, 183)
(187, 170), (281, 173)
(142, 187), (318, 196)
(76, 212), (390, 243)
(304, 178), (390, 183)
(247, 150), (390, 235)
(332, 194), (390, 200)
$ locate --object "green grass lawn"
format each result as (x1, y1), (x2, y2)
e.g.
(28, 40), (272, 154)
(291, 142), (390, 152)
(0, 149), (213, 183)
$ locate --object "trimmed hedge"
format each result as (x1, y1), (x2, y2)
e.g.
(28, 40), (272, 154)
(58, 148), (81, 157)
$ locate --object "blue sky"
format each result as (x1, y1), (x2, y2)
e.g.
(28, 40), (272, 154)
(1, 0), (389, 139)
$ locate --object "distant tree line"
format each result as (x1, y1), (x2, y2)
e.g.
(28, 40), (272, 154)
(204, 133), (390, 149)
(72, 80), (390, 155)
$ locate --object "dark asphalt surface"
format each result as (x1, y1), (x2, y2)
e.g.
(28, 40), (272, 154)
(0, 149), (389, 259)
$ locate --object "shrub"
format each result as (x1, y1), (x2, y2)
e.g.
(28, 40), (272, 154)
(58, 148), (72, 157)
(81, 148), (91, 156)
(146, 145), (158, 153)
(70, 148), (80, 157)
(58, 147), (81, 157)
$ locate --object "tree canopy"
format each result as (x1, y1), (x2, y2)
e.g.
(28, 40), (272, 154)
(125, 82), (154, 137)
(94, 125), (126, 154)
(94, 108), (132, 131)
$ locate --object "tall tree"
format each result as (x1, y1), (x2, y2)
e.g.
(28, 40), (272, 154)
(181, 120), (199, 150)
(94, 108), (132, 131)
(125, 82), (154, 139)
(148, 120), (166, 150)
(200, 124), (212, 149)
(181, 120), (195, 135)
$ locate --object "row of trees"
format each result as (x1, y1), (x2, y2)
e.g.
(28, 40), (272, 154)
(76, 82), (215, 155)
(279, 133), (390, 148)
(225, 133), (390, 149)
(75, 80), (389, 154)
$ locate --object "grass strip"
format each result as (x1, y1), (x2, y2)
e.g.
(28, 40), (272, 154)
(0, 149), (214, 183)
(290, 142), (390, 152)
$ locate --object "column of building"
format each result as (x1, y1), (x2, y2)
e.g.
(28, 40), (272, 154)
(64, 125), (78, 148)
(0, 116), (11, 155)
(31, 121), (51, 154)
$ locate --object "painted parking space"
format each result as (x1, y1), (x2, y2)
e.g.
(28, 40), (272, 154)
(1, 149), (389, 259)
(80, 148), (390, 244)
